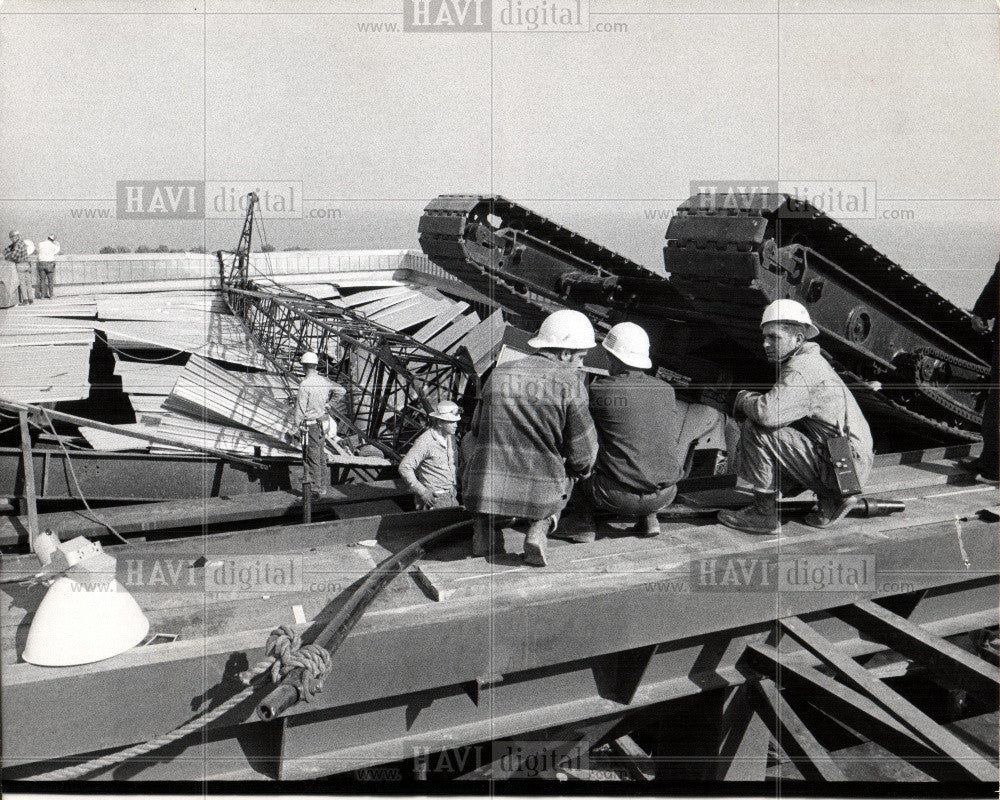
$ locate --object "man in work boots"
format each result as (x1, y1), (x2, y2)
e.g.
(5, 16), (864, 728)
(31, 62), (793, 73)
(399, 400), (462, 509)
(571, 322), (681, 538)
(718, 300), (874, 534)
(293, 351), (346, 498)
(463, 309), (599, 566)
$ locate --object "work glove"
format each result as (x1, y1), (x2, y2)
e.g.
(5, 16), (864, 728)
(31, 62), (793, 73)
(418, 487), (436, 506)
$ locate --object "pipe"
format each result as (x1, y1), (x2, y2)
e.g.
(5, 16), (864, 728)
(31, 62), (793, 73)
(257, 517), (473, 720)
(853, 497), (906, 517)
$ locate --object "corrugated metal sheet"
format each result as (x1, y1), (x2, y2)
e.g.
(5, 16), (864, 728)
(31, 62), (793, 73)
(10, 298), (98, 318)
(454, 309), (508, 375)
(128, 394), (169, 417)
(164, 355), (293, 439)
(2, 253), (496, 457)
(284, 283), (341, 301)
(99, 314), (266, 368)
(79, 415), (299, 458)
(114, 360), (186, 395)
(97, 292), (227, 322)
(0, 344), (93, 402)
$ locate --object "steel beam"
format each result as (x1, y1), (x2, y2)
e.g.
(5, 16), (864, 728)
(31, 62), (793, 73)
(717, 684), (770, 781)
(0, 446), (289, 503)
(779, 616), (997, 782)
(745, 643), (971, 782)
(0, 481), (410, 546)
(17, 412), (38, 543)
(4, 541), (995, 779)
(835, 599), (1000, 700)
(750, 678), (846, 781)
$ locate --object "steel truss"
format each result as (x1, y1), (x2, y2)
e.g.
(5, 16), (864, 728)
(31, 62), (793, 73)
(218, 193), (477, 463)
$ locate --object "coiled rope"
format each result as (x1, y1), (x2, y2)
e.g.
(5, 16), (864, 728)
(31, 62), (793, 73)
(31, 626), (330, 781)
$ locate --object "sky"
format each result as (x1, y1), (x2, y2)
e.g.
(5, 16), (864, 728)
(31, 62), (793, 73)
(1, 0), (998, 307)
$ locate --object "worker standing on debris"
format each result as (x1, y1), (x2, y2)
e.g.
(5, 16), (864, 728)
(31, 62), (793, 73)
(35, 234), (60, 299)
(399, 400), (462, 509)
(5, 231), (32, 305)
(293, 351), (346, 498)
(718, 300), (874, 534)
(966, 260), (999, 482)
(463, 309), (598, 566)
(574, 322), (681, 538)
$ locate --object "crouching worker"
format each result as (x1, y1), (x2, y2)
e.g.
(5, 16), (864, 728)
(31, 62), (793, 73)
(574, 322), (681, 538)
(463, 310), (599, 566)
(718, 300), (874, 534)
(293, 351), (347, 499)
(399, 400), (462, 509)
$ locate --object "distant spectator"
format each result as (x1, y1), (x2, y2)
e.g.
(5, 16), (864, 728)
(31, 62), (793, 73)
(35, 234), (60, 299)
(4, 231), (32, 305)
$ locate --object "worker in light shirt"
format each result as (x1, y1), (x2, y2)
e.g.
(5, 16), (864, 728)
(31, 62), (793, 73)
(292, 351), (346, 498)
(399, 401), (462, 509)
(35, 234), (60, 299)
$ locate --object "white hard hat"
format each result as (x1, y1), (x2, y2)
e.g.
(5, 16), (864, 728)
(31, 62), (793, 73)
(761, 299), (819, 340)
(47, 234), (56, 241)
(8, 230), (19, 239)
(527, 309), (596, 351)
(429, 400), (461, 422)
(300, 351), (319, 365)
(602, 322), (652, 369)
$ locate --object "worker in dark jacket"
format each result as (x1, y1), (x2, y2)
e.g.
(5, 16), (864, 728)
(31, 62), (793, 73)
(967, 261), (999, 481)
(463, 309), (599, 566)
(719, 300), (874, 535)
(4, 231), (32, 305)
(576, 322), (681, 538)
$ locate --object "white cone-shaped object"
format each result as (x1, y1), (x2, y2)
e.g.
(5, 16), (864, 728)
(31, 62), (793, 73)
(23, 576), (150, 666)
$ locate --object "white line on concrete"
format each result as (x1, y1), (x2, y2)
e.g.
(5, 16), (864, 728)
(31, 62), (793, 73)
(924, 487), (998, 499)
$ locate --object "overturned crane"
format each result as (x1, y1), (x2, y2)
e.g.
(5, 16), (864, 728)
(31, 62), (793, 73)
(418, 194), (992, 447)
(220, 193), (478, 466)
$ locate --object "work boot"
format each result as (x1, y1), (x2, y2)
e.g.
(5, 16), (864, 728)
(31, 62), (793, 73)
(803, 493), (858, 528)
(717, 492), (779, 535)
(548, 508), (596, 543)
(523, 517), (552, 566)
(471, 515), (505, 557)
(638, 512), (661, 538)
(961, 456), (1000, 484)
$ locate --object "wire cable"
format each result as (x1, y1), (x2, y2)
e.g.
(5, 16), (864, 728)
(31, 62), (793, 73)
(39, 409), (129, 546)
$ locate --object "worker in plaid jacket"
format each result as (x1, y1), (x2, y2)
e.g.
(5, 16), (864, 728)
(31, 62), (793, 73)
(462, 310), (598, 567)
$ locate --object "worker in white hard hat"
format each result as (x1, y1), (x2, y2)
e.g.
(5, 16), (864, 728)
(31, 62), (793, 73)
(399, 400), (462, 510)
(35, 234), (60, 299)
(4, 230), (33, 305)
(718, 299), (874, 534)
(568, 322), (682, 538)
(463, 309), (599, 566)
(292, 351), (347, 498)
